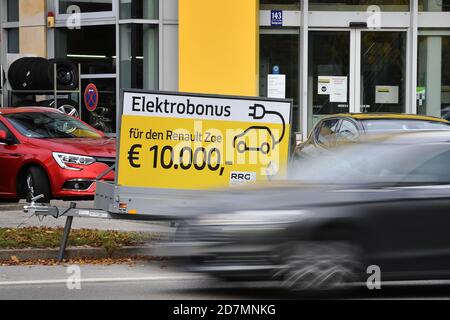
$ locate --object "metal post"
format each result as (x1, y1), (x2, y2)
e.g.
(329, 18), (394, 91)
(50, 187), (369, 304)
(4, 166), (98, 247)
(57, 215), (74, 262)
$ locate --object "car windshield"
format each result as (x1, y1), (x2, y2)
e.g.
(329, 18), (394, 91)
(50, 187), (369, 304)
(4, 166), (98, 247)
(4, 112), (103, 139)
(290, 141), (450, 186)
(362, 119), (450, 133)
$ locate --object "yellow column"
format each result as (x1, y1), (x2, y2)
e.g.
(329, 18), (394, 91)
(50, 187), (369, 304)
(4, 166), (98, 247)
(179, 0), (259, 96)
(19, 0), (47, 58)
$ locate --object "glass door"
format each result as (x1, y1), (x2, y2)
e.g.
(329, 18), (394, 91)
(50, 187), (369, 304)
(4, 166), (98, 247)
(308, 29), (407, 131)
(260, 29), (300, 148)
(308, 31), (351, 129)
(358, 31), (407, 113)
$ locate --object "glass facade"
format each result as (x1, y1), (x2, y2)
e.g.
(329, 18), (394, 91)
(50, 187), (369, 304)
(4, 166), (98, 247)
(417, 35), (450, 118)
(260, 0), (300, 10)
(55, 25), (116, 75)
(309, 0), (410, 11)
(48, 0), (163, 132)
(419, 0), (450, 11)
(58, 0), (113, 14)
(360, 31), (406, 113)
(120, 0), (159, 19)
(308, 31), (350, 128)
(1, 0), (450, 139)
(120, 24), (159, 90)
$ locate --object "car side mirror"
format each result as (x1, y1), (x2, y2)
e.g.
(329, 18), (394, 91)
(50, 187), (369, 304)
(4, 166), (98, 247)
(0, 130), (14, 145)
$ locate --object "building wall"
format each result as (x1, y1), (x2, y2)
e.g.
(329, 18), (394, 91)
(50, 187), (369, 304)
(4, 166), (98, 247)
(19, 0), (47, 57)
(179, 0), (259, 96)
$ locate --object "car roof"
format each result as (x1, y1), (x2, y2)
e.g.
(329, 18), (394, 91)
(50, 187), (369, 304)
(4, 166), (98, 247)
(0, 107), (61, 115)
(324, 113), (449, 123)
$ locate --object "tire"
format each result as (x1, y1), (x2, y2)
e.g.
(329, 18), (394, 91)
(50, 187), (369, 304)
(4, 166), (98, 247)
(25, 167), (51, 203)
(277, 241), (363, 292)
(8, 57), (49, 90)
(8, 57), (79, 91)
(48, 59), (79, 91)
(8, 57), (33, 90)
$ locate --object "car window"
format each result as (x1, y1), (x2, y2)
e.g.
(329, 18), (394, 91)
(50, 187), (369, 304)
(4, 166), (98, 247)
(403, 150), (450, 185)
(316, 119), (340, 148)
(337, 120), (359, 144)
(4, 112), (103, 139)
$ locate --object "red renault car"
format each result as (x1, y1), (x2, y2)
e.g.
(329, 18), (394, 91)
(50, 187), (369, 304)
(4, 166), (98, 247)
(0, 107), (115, 203)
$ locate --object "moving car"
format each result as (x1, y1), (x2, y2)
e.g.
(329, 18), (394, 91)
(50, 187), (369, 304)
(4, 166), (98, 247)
(168, 131), (450, 291)
(295, 113), (450, 159)
(0, 107), (115, 203)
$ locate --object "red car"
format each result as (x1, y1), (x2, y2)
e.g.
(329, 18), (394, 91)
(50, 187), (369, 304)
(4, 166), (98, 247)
(0, 107), (115, 203)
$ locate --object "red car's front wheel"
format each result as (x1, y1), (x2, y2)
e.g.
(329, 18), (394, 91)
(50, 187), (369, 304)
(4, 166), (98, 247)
(25, 167), (51, 203)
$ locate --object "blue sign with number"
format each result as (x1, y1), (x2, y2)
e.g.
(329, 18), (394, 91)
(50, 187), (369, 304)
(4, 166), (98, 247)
(271, 10), (283, 26)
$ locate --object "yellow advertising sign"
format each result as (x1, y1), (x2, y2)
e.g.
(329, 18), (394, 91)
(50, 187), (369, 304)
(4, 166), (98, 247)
(118, 91), (292, 190)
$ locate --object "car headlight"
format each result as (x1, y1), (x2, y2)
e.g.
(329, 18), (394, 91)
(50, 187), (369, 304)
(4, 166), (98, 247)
(52, 152), (96, 171)
(197, 210), (309, 226)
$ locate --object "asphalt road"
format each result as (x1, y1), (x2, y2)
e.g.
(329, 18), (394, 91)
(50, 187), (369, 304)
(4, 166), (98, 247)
(2, 261), (450, 300)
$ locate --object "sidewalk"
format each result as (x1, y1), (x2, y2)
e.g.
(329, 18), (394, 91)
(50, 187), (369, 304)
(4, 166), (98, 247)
(0, 200), (175, 235)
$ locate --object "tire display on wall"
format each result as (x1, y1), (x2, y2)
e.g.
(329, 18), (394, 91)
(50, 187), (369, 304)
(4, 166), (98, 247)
(8, 57), (79, 91)
(47, 59), (79, 91)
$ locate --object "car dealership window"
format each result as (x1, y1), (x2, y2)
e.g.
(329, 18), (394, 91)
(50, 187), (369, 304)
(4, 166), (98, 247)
(419, 0), (450, 11)
(58, 0), (113, 14)
(55, 25), (116, 74)
(417, 34), (450, 119)
(120, 0), (159, 19)
(55, 24), (117, 133)
(308, 0), (410, 11)
(260, 0), (300, 10)
(120, 24), (159, 90)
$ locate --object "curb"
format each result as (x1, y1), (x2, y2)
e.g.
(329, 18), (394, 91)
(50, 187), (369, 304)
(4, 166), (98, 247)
(0, 245), (157, 261)
(0, 204), (24, 211)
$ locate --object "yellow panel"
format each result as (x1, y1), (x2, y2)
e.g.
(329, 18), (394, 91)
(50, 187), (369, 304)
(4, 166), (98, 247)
(179, 0), (259, 96)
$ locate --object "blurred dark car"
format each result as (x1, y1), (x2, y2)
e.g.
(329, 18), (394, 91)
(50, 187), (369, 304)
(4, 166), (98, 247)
(294, 113), (450, 160)
(168, 131), (450, 291)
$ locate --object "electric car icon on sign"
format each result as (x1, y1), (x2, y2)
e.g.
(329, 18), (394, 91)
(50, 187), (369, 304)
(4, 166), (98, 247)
(233, 126), (277, 155)
(233, 104), (287, 155)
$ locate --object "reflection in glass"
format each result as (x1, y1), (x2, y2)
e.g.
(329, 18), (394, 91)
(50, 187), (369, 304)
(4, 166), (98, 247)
(59, 0), (113, 13)
(80, 78), (117, 133)
(120, 24), (159, 90)
(360, 32), (406, 113)
(55, 25), (116, 74)
(120, 0), (159, 19)
(418, 35), (450, 119)
(7, 0), (19, 22)
(419, 0), (450, 11)
(260, 32), (299, 133)
(308, 31), (350, 129)
(260, 0), (300, 10)
(309, 0), (409, 11)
